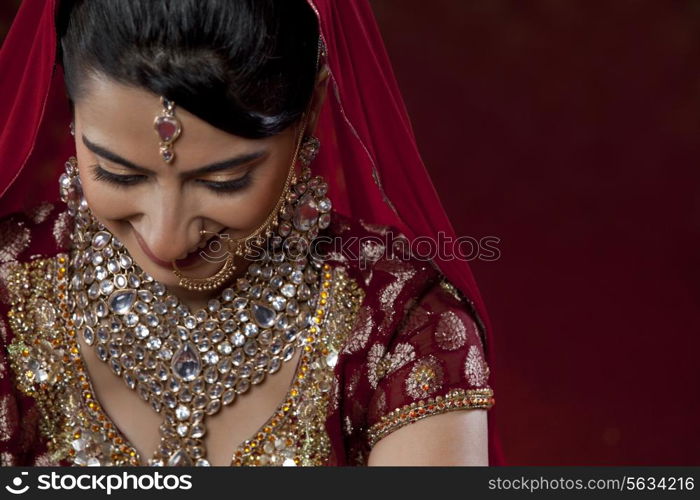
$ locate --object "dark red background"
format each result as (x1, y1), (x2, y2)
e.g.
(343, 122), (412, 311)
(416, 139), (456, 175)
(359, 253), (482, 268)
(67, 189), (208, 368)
(2, 0), (699, 465)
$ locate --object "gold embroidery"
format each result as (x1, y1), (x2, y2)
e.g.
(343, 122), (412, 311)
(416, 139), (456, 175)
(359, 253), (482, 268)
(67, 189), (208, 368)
(0, 451), (15, 466)
(33, 451), (60, 466)
(378, 281), (403, 315)
(465, 345), (490, 387)
(52, 211), (73, 248)
(323, 266), (365, 354)
(375, 256), (418, 276)
(366, 343), (385, 389)
(439, 279), (465, 303)
(434, 310), (468, 351)
(379, 342), (415, 379)
(0, 262), (18, 306)
(0, 219), (31, 263)
(367, 388), (495, 448)
(28, 203), (55, 224)
(5, 257), (364, 467)
(328, 373), (340, 414)
(342, 305), (373, 354)
(0, 393), (12, 442)
(5, 255), (107, 465)
(376, 260), (418, 330)
(358, 219), (391, 236)
(360, 240), (385, 266)
(326, 250), (349, 264)
(345, 368), (361, 398)
(405, 356), (444, 399)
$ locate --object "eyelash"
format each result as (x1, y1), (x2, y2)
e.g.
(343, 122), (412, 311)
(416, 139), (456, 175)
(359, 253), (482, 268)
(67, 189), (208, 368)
(91, 166), (144, 187)
(90, 165), (253, 194)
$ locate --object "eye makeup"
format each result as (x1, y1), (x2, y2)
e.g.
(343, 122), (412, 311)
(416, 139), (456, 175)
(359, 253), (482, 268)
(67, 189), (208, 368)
(90, 164), (254, 194)
(91, 164), (145, 187)
(196, 174), (253, 194)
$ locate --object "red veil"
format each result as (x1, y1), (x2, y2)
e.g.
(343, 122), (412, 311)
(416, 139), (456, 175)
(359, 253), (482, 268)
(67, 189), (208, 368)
(0, 0), (503, 465)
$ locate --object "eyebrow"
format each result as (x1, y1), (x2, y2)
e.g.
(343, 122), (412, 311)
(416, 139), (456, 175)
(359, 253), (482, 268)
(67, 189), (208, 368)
(82, 135), (267, 176)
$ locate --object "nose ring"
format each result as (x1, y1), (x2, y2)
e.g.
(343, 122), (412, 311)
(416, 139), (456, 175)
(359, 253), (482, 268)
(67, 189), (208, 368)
(199, 229), (218, 239)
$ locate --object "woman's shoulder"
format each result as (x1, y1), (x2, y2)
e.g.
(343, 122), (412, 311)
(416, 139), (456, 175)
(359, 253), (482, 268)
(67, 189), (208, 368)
(320, 211), (494, 459)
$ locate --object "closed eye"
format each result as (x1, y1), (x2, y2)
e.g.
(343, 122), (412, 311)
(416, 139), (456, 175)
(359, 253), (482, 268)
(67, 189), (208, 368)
(90, 164), (253, 194)
(196, 175), (253, 194)
(91, 164), (145, 187)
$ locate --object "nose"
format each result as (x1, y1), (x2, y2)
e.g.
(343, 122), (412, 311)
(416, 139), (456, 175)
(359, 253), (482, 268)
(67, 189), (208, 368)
(133, 191), (200, 264)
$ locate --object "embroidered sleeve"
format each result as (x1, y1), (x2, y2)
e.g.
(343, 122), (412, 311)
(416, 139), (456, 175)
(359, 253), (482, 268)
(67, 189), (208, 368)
(0, 310), (49, 466)
(364, 277), (495, 449)
(0, 262), (57, 466)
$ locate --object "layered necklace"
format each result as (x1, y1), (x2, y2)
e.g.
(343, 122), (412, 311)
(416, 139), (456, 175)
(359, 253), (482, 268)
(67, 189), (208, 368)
(59, 157), (333, 466)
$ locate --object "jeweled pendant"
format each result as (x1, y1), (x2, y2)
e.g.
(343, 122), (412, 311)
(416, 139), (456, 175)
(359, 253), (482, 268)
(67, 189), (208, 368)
(251, 302), (276, 329)
(171, 342), (202, 381)
(154, 97), (182, 164)
(155, 115), (181, 143)
(92, 231), (112, 250)
(159, 145), (174, 164)
(108, 289), (137, 315)
(167, 449), (193, 466)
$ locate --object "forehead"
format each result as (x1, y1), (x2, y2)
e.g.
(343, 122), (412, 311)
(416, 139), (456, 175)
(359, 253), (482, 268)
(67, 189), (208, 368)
(74, 76), (264, 170)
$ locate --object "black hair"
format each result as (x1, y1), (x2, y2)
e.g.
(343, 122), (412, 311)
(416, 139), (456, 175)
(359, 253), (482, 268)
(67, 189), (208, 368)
(56, 0), (320, 139)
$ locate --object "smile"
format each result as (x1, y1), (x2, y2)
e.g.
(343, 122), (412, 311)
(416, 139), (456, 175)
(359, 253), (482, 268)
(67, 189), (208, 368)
(132, 227), (228, 270)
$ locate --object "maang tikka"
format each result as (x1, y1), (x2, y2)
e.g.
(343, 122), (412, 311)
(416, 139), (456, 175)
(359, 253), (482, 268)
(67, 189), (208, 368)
(154, 97), (182, 164)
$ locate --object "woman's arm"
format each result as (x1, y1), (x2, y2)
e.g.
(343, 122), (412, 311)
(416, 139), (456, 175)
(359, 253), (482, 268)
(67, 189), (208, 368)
(367, 409), (489, 466)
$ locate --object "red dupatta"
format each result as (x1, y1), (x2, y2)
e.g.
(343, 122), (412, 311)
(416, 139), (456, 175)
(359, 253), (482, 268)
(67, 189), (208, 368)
(0, 0), (503, 465)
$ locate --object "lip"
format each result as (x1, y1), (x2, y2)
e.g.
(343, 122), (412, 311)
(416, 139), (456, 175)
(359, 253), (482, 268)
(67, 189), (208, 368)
(173, 247), (205, 269)
(132, 229), (173, 268)
(132, 227), (208, 270)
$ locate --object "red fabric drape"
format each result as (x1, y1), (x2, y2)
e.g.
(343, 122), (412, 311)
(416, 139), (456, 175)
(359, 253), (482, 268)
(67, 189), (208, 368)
(308, 0), (503, 464)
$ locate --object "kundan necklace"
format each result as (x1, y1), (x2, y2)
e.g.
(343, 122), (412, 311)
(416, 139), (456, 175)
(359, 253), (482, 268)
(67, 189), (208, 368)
(58, 156), (333, 466)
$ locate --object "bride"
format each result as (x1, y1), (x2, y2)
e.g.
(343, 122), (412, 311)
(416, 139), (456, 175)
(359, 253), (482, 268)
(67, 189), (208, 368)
(0, 0), (499, 466)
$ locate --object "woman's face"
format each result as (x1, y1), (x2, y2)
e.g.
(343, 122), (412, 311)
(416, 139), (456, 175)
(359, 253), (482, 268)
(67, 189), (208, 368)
(72, 73), (327, 304)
